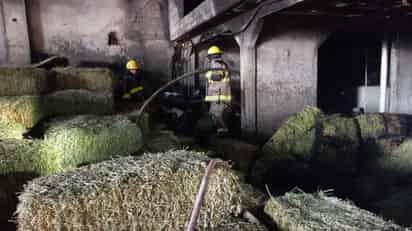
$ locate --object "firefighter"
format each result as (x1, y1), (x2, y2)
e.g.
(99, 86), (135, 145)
(122, 59), (144, 101)
(205, 45), (231, 134)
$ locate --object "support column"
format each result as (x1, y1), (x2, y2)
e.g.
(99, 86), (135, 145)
(168, 0), (184, 40)
(0, 1), (8, 65)
(235, 19), (263, 138)
(0, 0), (31, 66)
(380, 38), (390, 113)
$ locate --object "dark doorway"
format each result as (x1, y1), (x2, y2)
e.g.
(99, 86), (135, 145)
(318, 31), (382, 114)
(184, 0), (203, 15)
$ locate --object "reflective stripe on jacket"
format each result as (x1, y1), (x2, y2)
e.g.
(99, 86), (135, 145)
(205, 59), (231, 103)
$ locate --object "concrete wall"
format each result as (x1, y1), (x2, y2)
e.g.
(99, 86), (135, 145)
(389, 30), (412, 114)
(27, 0), (172, 80)
(0, 0), (31, 66)
(256, 19), (329, 137)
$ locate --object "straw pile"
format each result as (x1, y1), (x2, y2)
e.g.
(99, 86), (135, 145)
(43, 115), (143, 169)
(45, 89), (114, 116)
(0, 119), (27, 139)
(253, 107), (323, 181)
(0, 96), (45, 128)
(52, 68), (116, 92)
(264, 191), (405, 231)
(314, 115), (360, 174)
(17, 150), (262, 231)
(356, 113), (409, 141)
(209, 218), (267, 231)
(0, 139), (60, 223)
(0, 67), (49, 96)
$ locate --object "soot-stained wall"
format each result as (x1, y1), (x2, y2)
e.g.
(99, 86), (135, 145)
(27, 0), (172, 80)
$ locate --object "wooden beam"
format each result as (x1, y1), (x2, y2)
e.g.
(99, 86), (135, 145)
(171, 0), (243, 41)
(235, 18), (263, 138)
(168, 0), (184, 39)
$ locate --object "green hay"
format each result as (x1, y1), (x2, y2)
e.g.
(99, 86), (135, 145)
(356, 113), (409, 142)
(314, 114), (360, 174)
(0, 119), (27, 139)
(53, 67), (116, 92)
(253, 107), (323, 181)
(45, 89), (114, 116)
(0, 96), (45, 128)
(0, 139), (60, 223)
(43, 115), (143, 169)
(17, 150), (262, 231)
(0, 67), (49, 96)
(264, 191), (405, 231)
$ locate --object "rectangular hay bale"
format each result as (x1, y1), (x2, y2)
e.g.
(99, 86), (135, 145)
(17, 150), (262, 231)
(52, 67), (117, 92)
(45, 89), (114, 116)
(43, 115), (143, 169)
(0, 119), (27, 139)
(0, 68), (49, 96)
(0, 96), (45, 128)
(264, 191), (405, 231)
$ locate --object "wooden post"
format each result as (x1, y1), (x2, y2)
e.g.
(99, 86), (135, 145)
(235, 19), (263, 138)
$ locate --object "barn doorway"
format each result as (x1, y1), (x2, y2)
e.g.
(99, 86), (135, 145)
(318, 31), (383, 114)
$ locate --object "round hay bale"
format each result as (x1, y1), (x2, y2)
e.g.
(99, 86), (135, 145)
(314, 114), (361, 175)
(252, 107), (323, 183)
(0, 96), (45, 128)
(0, 119), (27, 139)
(0, 67), (49, 96)
(0, 139), (60, 224)
(17, 150), (262, 231)
(264, 191), (403, 231)
(45, 89), (114, 116)
(43, 115), (143, 169)
(52, 67), (117, 92)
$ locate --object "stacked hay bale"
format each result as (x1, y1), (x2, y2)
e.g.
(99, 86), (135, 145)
(252, 107), (323, 184)
(0, 119), (28, 139)
(0, 68), (49, 96)
(314, 115), (360, 175)
(45, 89), (113, 116)
(0, 139), (60, 223)
(43, 115), (143, 169)
(264, 191), (404, 231)
(17, 150), (262, 231)
(52, 67), (116, 92)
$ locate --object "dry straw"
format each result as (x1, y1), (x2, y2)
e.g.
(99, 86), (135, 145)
(0, 68), (49, 96)
(265, 191), (406, 231)
(17, 150), (262, 231)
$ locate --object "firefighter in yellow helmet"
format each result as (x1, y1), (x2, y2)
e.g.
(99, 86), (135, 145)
(122, 59), (144, 100)
(205, 45), (231, 134)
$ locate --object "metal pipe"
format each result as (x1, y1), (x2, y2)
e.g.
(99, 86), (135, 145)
(380, 38), (389, 113)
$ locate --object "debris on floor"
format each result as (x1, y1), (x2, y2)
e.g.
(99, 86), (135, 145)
(17, 150), (263, 231)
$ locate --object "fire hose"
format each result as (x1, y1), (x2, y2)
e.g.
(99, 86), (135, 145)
(136, 68), (238, 117)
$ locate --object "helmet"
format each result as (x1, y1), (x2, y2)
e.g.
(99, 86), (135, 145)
(126, 60), (139, 70)
(207, 46), (222, 56)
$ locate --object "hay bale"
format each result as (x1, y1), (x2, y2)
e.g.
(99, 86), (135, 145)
(52, 67), (116, 92)
(356, 113), (409, 141)
(45, 89), (114, 116)
(264, 191), (404, 231)
(143, 130), (181, 153)
(17, 150), (262, 231)
(314, 115), (360, 175)
(363, 138), (412, 178)
(0, 139), (60, 223)
(210, 218), (267, 231)
(0, 96), (45, 128)
(252, 107), (323, 182)
(43, 115), (143, 169)
(0, 67), (49, 96)
(0, 119), (27, 139)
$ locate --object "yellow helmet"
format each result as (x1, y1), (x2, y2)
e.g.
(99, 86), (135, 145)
(207, 45), (222, 56)
(126, 60), (139, 70)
